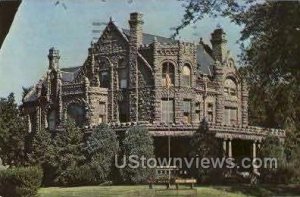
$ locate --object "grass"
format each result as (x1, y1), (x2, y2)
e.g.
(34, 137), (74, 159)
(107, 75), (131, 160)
(38, 185), (246, 197)
(39, 184), (300, 197)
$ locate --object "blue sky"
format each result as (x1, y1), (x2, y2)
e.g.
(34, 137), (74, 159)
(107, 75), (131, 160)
(0, 0), (242, 103)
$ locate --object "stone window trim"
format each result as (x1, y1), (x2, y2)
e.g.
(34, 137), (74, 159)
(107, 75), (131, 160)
(207, 102), (214, 123)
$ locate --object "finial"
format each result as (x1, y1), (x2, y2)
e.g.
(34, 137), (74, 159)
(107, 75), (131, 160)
(216, 23), (222, 29)
(109, 16), (113, 22)
(199, 37), (203, 44)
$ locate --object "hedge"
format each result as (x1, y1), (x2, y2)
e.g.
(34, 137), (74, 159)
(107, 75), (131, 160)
(0, 166), (43, 197)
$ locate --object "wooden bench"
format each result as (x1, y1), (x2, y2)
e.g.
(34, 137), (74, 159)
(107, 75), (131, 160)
(174, 178), (197, 189)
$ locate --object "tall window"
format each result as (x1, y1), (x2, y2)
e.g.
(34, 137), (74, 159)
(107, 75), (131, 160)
(182, 64), (191, 87)
(67, 103), (85, 126)
(119, 101), (129, 122)
(162, 62), (175, 87)
(207, 103), (214, 122)
(119, 69), (127, 89)
(195, 102), (201, 122)
(225, 107), (238, 125)
(48, 110), (56, 130)
(99, 102), (106, 124)
(161, 99), (174, 123)
(100, 71), (109, 88)
(183, 99), (192, 123)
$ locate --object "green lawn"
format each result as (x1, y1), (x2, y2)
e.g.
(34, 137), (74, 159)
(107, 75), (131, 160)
(38, 184), (300, 197)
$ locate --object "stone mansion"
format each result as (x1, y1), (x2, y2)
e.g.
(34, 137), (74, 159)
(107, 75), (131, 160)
(21, 13), (284, 159)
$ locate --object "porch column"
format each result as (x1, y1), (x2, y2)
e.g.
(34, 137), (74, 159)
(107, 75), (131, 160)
(223, 139), (227, 157)
(252, 141), (256, 158)
(252, 141), (258, 173)
(228, 139), (232, 158)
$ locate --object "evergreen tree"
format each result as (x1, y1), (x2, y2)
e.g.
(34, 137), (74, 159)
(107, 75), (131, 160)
(189, 119), (222, 183)
(0, 93), (28, 166)
(84, 123), (119, 184)
(121, 126), (154, 184)
(52, 120), (86, 185)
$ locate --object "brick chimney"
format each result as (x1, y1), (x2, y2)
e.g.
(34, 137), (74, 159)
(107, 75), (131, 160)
(210, 28), (228, 63)
(128, 12), (144, 47)
(48, 47), (60, 70)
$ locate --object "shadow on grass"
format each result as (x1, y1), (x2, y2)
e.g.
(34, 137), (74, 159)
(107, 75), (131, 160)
(213, 184), (300, 197)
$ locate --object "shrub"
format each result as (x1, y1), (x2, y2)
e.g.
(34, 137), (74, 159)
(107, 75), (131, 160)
(120, 126), (154, 184)
(83, 123), (119, 184)
(0, 166), (42, 197)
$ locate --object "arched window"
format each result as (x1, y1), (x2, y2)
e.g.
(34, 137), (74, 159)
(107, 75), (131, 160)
(182, 64), (191, 87)
(48, 110), (56, 130)
(67, 103), (86, 126)
(162, 62), (175, 87)
(224, 78), (237, 97)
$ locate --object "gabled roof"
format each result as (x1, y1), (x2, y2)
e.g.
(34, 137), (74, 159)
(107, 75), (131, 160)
(122, 29), (177, 45)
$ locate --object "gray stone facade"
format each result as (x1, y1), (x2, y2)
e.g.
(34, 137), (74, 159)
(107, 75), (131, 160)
(21, 13), (284, 157)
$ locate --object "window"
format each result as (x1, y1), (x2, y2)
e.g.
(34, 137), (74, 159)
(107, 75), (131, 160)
(182, 99), (192, 123)
(98, 115), (103, 124)
(161, 99), (174, 123)
(48, 110), (56, 130)
(224, 78), (237, 98)
(182, 64), (191, 87)
(119, 101), (129, 122)
(195, 102), (201, 122)
(162, 62), (174, 87)
(225, 107), (238, 125)
(119, 69), (127, 89)
(67, 104), (86, 126)
(99, 102), (106, 123)
(100, 71), (109, 88)
(207, 103), (214, 122)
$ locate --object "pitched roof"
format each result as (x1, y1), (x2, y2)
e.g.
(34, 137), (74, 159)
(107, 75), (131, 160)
(122, 29), (177, 45)
(61, 66), (81, 82)
(196, 44), (215, 75)
(122, 28), (214, 75)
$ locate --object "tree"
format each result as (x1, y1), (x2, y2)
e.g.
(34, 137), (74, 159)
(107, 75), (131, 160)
(29, 120), (86, 186)
(83, 123), (119, 184)
(258, 135), (292, 184)
(52, 120), (86, 185)
(177, 1), (300, 182)
(189, 119), (222, 183)
(121, 126), (154, 184)
(176, 1), (300, 133)
(0, 93), (28, 166)
(28, 129), (55, 185)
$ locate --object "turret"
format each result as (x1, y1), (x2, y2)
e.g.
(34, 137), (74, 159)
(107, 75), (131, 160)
(210, 28), (228, 63)
(48, 47), (60, 71)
